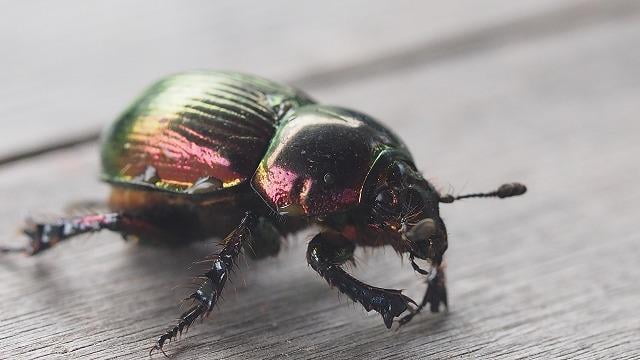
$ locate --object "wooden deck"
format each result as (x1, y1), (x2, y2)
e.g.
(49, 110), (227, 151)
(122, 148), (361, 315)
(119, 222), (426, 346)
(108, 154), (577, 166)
(1, 1), (639, 358)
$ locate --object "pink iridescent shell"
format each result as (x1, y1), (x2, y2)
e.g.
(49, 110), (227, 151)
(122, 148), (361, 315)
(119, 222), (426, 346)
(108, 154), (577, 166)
(251, 105), (412, 216)
(101, 71), (313, 193)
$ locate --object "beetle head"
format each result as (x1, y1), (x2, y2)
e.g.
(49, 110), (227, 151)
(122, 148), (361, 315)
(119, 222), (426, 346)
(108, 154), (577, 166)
(363, 157), (447, 264)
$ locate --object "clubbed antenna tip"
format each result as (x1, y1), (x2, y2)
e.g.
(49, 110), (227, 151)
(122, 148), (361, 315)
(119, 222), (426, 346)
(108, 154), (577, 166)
(439, 182), (527, 203)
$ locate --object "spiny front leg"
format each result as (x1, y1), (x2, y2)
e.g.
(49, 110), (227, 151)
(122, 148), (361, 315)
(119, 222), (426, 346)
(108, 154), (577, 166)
(150, 212), (256, 356)
(307, 232), (416, 328)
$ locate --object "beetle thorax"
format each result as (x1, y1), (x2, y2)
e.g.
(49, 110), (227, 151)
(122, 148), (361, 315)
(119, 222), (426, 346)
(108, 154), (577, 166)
(251, 105), (411, 217)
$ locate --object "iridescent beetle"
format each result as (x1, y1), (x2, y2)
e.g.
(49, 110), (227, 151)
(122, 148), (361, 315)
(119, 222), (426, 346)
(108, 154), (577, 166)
(1, 71), (526, 355)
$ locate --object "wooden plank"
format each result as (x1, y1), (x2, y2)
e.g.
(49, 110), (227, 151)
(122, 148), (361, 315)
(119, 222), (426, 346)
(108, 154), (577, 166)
(2, 11), (640, 360)
(0, 0), (627, 161)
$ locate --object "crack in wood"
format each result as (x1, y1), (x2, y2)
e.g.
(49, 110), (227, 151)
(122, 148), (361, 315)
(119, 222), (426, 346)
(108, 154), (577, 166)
(1, 0), (639, 168)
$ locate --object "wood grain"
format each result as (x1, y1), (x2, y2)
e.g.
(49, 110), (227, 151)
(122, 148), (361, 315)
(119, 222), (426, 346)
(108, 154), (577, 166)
(1, 2), (640, 359)
(0, 0), (629, 161)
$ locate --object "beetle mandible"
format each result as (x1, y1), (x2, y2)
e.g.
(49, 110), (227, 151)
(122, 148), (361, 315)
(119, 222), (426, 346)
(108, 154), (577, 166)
(1, 71), (526, 355)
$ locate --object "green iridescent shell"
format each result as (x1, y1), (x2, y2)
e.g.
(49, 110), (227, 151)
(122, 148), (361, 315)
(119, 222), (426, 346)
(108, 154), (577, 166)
(100, 71), (314, 194)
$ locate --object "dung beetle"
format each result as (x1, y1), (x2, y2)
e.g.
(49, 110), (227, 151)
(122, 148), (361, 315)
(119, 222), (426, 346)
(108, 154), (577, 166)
(1, 71), (526, 355)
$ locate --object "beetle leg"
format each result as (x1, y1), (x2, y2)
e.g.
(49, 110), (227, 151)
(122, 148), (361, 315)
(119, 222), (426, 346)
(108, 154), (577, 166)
(244, 217), (281, 259)
(398, 262), (447, 326)
(3, 213), (143, 255)
(307, 231), (417, 329)
(150, 212), (256, 356)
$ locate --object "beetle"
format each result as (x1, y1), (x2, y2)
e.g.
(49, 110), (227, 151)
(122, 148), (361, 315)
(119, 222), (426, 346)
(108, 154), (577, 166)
(1, 70), (526, 355)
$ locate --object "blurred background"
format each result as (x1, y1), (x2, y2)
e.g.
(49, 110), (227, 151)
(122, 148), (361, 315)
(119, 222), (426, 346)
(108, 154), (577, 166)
(1, 1), (639, 359)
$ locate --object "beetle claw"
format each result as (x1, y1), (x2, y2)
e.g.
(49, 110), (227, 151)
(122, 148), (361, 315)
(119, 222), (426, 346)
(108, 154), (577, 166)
(149, 343), (169, 358)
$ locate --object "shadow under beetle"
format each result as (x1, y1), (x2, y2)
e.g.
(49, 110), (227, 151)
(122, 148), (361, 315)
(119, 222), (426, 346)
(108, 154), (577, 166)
(1, 71), (526, 356)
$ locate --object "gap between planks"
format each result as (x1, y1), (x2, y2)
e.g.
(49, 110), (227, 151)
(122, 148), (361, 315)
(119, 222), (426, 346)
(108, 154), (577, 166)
(0, 0), (638, 168)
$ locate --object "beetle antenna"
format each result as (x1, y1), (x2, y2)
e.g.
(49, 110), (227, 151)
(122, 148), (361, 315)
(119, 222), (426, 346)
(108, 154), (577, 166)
(0, 245), (28, 254)
(439, 182), (527, 203)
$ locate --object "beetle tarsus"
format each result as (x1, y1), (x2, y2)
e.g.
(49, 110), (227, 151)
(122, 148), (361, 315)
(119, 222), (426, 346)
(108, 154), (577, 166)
(307, 232), (416, 328)
(150, 303), (206, 357)
(149, 212), (255, 355)
(20, 213), (123, 255)
(398, 264), (447, 327)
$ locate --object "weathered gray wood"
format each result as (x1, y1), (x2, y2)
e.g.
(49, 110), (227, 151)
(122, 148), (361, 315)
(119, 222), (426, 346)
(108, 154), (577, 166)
(0, 0), (629, 161)
(2, 4), (640, 360)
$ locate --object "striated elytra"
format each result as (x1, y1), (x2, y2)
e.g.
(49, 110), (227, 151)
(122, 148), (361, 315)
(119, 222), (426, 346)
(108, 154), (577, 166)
(3, 70), (526, 356)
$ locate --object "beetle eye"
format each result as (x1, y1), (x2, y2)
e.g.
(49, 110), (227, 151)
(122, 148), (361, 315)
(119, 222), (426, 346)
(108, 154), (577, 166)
(374, 188), (399, 212)
(375, 189), (392, 204)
